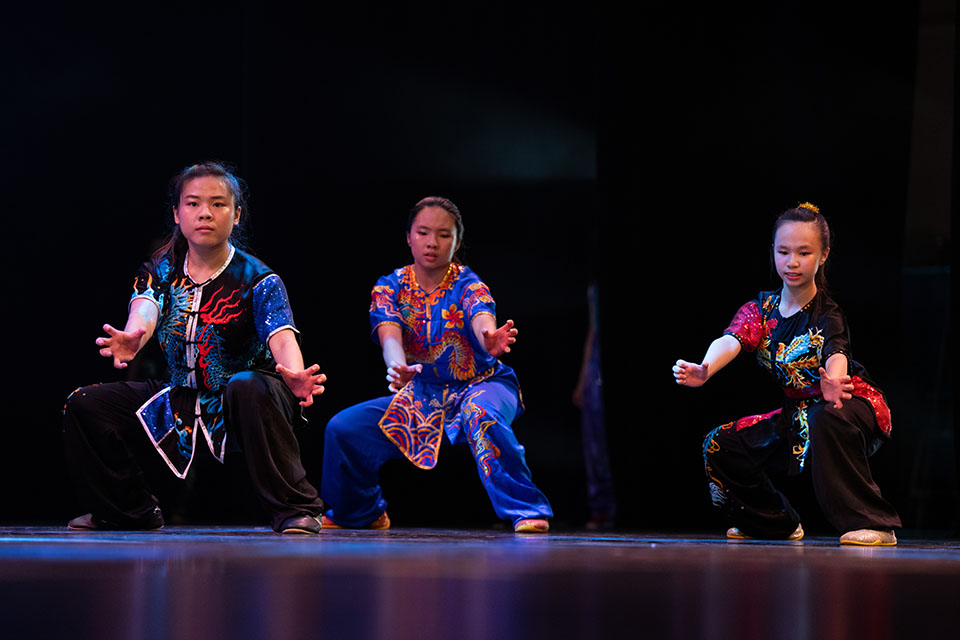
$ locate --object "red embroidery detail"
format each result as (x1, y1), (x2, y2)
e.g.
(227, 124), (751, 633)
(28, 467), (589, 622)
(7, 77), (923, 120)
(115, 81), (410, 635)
(735, 408), (783, 431)
(725, 302), (774, 352)
(851, 377), (892, 435)
(442, 304), (464, 329)
(378, 384), (445, 469)
(371, 285), (400, 316)
(463, 391), (501, 479)
(199, 285), (244, 325)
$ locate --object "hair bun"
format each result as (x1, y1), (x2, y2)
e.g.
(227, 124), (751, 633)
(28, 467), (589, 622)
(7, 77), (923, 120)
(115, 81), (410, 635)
(797, 201), (820, 214)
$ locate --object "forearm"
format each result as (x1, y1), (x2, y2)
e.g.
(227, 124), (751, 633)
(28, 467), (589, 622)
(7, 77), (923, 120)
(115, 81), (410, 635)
(377, 325), (407, 367)
(126, 299), (158, 352)
(269, 329), (305, 371)
(700, 335), (742, 381)
(824, 352), (848, 378)
(471, 313), (496, 347)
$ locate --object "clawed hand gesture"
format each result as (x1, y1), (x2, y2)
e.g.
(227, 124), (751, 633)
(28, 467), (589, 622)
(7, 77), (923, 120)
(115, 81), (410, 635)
(481, 319), (518, 357)
(673, 359), (709, 387)
(276, 363), (327, 407)
(387, 361), (422, 392)
(819, 367), (853, 409)
(96, 324), (146, 369)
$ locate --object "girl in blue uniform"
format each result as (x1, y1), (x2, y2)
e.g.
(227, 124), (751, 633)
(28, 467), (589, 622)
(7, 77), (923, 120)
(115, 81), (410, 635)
(321, 197), (552, 532)
(673, 203), (900, 546)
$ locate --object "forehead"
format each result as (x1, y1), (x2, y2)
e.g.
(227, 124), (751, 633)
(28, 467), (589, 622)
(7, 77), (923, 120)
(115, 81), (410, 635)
(774, 221), (821, 247)
(180, 176), (233, 201)
(411, 206), (457, 230)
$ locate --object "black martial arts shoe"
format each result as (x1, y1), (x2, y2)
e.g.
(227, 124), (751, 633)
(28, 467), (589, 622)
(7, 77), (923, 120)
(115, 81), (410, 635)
(68, 507), (165, 531)
(279, 514), (322, 535)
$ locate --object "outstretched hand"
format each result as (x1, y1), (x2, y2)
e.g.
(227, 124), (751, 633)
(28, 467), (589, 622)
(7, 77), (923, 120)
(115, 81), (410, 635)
(481, 319), (518, 357)
(819, 366), (853, 409)
(97, 324), (147, 369)
(276, 363), (327, 407)
(387, 361), (422, 393)
(673, 359), (709, 387)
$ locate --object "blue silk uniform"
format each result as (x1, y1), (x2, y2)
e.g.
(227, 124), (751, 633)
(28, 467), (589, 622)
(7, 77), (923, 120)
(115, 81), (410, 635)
(322, 263), (553, 527)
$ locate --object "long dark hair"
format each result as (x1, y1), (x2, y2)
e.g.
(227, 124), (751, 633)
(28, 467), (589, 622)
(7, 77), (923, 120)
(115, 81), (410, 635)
(152, 161), (249, 261)
(771, 201), (832, 290)
(406, 196), (465, 263)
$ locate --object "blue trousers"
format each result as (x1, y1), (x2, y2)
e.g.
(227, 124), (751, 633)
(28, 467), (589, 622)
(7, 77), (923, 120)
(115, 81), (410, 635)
(322, 381), (553, 527)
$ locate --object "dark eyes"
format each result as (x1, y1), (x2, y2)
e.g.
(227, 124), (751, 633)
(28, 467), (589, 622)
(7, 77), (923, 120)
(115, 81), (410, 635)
(184, 201), (227, 208)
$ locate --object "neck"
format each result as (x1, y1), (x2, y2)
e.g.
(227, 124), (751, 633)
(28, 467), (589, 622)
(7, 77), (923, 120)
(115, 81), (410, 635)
(413, 262), (451, 292)
(781, 282), (817, 311)
(187, 242), (232, 282)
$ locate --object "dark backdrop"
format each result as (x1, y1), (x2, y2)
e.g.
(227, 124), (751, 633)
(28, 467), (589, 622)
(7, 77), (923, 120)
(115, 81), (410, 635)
(2, 3), (954, 533)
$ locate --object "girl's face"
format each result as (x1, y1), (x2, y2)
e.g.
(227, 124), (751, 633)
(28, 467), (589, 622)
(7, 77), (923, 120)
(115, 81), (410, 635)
(173, 176), (240, 253)
(407, 206), (460, 274)
(773, 221), (828, 293)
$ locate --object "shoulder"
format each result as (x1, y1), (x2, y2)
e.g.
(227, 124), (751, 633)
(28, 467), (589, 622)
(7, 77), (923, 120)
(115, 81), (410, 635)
(376, 266), (407, 287)
(140, 249), (178, 281)
(456, 264), (481, 283)
(756, 289), (779, 307)
(731, 290), (778, 317)
(230, 248), (275, 284)
(809, 290), (846, 324)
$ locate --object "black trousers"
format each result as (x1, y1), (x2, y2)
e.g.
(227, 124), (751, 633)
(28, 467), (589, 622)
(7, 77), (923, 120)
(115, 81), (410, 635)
(63, 372), (322, 531)
(704, 396), (902, 537)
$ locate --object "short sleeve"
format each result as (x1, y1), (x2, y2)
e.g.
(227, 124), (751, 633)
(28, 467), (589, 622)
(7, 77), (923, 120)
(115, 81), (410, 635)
(129, 256), (168, 313)
(370, 273), (403, 343)
(819, 304), (852, 364)
(253, 273), (298, 344)
(723, 300), (765, 352)
(459, 280), (496, 323)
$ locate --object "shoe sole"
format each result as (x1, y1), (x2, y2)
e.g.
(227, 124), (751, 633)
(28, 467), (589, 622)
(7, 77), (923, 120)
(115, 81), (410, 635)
(68, 520), (164, 531)
(840, 540), (897, 546)
(726, 533), (803, 541)
(68, 525), (164, 531)
(514, 521), (550, 533)
(321, 516), (390, 530)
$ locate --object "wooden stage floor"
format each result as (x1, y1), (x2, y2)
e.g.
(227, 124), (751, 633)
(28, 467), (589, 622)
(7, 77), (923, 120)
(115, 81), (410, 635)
(1, 526), (958, 639)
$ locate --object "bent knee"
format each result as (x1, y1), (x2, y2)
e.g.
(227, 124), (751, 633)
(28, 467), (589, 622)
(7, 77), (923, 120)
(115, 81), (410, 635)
(809, 403), (861, 436)
(63, 384), (104, 419)
(324, 410), (356, 444)
(702, 426), (726, 459)
(225, 371), (269, 400)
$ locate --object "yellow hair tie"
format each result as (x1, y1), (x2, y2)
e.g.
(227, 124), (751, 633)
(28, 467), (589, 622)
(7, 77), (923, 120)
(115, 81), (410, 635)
(797, 201), (820, 214)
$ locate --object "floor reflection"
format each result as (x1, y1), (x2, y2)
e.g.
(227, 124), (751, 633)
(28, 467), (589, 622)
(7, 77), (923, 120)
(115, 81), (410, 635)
(1, 528), (958, 639)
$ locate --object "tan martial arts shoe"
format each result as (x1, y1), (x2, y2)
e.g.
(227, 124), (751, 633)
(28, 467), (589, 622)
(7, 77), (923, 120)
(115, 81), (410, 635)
(839, 529), (897, 546)
(726, 523), (803, 541)
(320, 512), (391, 530)
(514, 518), (550, 533)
